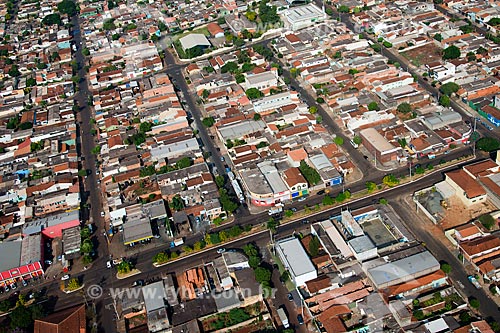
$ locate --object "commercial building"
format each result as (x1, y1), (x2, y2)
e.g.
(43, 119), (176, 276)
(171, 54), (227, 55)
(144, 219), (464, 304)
(178, 34), (211, 52)
(348, 235), (378, 262)
(282, 4), (326, 31)
(122, 213), (154, 246)
(360, 127), (402, 163)
(245, 71), (278, 91)
(275, 237), (317, 287)
(0, 238), (44, 288)
(367, 251), (440, 289)
(23, 210), (80, 238)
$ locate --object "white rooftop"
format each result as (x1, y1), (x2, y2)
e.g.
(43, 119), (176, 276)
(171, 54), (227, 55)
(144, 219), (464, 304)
(179, 33), (210, 51)
(276, 237), (316, 277)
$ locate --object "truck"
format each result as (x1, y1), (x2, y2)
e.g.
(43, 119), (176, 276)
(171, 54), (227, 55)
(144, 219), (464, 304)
(268, 204), (283, 216)
(170, 237), (184, 248)
(277, 307), (289, 329)
(468, 275), (481, 289)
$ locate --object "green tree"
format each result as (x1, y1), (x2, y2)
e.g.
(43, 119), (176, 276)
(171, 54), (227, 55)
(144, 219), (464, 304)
(202, 89), (210, 99)
(440, 263), (451, 274)
(334, 136), (344, 145)
(253, 113), (261, 121)
(309, 106), (318, 114)
(103, 19), (116, 31)
(9, 304), (32, 329)
(442, 45), (461, 60)
(81, 239), (93, 254)
(221, 61), (239, 74)
(26, 77), (36, 87)
(469, 298), (480, 309)
(368, 101), (380, 111)
(382, 174), (400, 187)
(309, 235), (320, 256)
(439, 82), (460, 96)
(299, 160), (321, 185)
(171, 195), (184, 211)
(254, 267), (272, 284)
(80, 226), (91, 239)
(117, 261), (132, 274)
(215, 175), (225, 188)
(433, 33), (443, 41)
(479, 214), (495, 230)
(284, 209), (294, 217)
(371, 44), (381, 52)
(245, 88), (264, 100)
(176, 157), (192, 169)
(366, 181), (377, 193)
(477, 137), (500, 152)
(42, 13), (62, 26)
(353, 136), (362, 145)
(241, 62), (255, 72)
(91, 145), (101, 155)
(379, 198), (388, 205)
(8, 65), (21, 77)
(202, 117), (215, 127)
(243, 243), (259, 257)
(338, 5), (350, 12)
(249, 256), (260, 269)
(267, 217), (279, 233)
(57, 0), (77, 16)
(219, 188), (238, 213)
(66, 278), (81, 291)
(439, 95), (451, 107)
(397, 102), (412, 114)
(139, 122), (153, 133)
(322, 195), (335, 205)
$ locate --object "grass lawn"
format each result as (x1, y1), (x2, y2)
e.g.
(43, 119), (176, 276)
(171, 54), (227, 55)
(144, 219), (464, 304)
(271, 253), (296, 292)
(172, 26), (210, 41)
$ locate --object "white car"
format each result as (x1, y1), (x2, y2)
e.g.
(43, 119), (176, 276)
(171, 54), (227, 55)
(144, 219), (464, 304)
(100, 211), (105, 217)
(106, 261), (112, 269)
(61, 274), (70, 281)
(217, 248), (226, 254)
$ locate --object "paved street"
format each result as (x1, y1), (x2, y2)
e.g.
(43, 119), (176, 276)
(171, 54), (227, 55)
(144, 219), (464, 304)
(26, 6), (500, 331)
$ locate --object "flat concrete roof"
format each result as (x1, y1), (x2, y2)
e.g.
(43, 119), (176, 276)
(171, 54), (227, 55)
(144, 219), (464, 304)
(0, 241), (22, 272)
(142, 281), (166, 312)
(360, 127), (398, 153)
(361, 217), (397, 248)
(348, 235), (376, 253)
(123, 215), (153, 245)
(276, 237), (316, 277)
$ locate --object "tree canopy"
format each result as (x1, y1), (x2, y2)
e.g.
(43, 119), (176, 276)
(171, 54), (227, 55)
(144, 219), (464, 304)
(439, 82), (460, 96)
(442, 45), (461, 60)
(57, 0), (77, 16)
(368, 101), (380, 111)
(42, 13), (62, 26)
(299, 160), (321, 185)
(245, 88), (264, 100)
(476, 137), (500, 152)
(397, 102), (412, 114)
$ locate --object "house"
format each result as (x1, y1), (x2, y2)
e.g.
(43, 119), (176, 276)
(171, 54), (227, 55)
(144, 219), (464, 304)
(459, 235), (500, 264)
(445, 169), (487, 207)
(34, 304), (86, 333)
(282, 167), (309, 199)
(244, 70), (278, 91)
(207, 23), (224, 38)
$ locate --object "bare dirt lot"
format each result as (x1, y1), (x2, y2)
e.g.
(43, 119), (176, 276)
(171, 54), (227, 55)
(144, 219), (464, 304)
(439, 196), (496, 230)
(401, 43), (443, 67)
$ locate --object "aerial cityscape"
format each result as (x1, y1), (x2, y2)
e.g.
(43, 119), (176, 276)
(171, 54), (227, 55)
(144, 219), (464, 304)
(1, 0), (500, 332)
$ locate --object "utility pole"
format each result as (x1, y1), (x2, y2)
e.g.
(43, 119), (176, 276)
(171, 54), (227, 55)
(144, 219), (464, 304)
(472, 116), (477, 158)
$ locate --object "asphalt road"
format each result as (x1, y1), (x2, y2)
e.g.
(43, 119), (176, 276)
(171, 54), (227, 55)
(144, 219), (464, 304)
(71, 13), (115, 333)
(31, 9), (499, 331)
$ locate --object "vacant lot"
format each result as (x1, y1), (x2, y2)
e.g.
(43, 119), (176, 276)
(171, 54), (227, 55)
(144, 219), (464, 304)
(440, 196), (496, 230)
(401, 43), (443, 67)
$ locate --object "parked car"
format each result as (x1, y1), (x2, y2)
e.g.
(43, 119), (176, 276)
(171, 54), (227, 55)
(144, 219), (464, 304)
(217, 248), (226, 254)
(301, 219), (310, 224)
(22, 280), (27, 287)
(44, 260), (52, 265)
(132, 279), (144, 287)
(106, 261), (112, 269)
(290, 207), (297, 212)
(61, 275), (70, 281)
(100, 211), (105, 217)
(287, 293), (293, 301)
(297, 197), (306, 202)
(297, 314), (304, 325)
